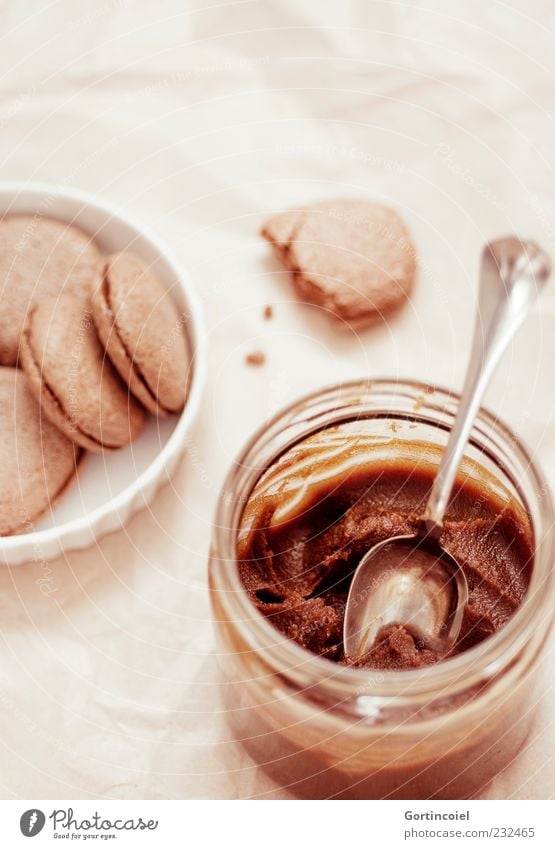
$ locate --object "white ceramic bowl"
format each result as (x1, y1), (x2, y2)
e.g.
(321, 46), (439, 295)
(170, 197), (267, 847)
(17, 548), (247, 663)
(0, 182), (206, 566)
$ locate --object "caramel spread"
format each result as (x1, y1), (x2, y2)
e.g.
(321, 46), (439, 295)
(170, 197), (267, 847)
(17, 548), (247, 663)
(237, 428), (533, 670)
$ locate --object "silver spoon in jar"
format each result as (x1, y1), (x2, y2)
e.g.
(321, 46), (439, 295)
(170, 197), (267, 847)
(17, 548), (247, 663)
(343, 237), (550, 661)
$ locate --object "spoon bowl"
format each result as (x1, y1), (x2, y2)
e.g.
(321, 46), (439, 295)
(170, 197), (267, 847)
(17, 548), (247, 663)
(343, 534), (468, 660)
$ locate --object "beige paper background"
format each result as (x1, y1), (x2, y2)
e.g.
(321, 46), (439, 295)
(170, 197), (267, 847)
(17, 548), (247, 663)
(0, 0), (554, 799)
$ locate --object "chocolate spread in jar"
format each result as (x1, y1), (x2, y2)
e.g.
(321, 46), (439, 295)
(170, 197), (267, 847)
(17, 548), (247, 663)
(237, 427), (533, 670)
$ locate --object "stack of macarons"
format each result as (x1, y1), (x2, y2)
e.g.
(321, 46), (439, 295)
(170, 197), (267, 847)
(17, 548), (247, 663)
(0, 214), (191, 536)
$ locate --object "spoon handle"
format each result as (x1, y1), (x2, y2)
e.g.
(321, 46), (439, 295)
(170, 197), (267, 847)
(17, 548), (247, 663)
(423, 237), (550, 531)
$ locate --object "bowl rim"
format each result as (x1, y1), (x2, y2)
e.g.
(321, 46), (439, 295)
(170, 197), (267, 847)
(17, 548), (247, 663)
(0, 180), (206, 556)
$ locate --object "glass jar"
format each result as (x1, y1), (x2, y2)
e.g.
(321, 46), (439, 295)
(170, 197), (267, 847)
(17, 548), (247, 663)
(209, 380), (555, 799)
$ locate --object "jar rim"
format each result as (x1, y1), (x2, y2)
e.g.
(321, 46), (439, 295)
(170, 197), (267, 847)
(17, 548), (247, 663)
(210, 378), (555, 701)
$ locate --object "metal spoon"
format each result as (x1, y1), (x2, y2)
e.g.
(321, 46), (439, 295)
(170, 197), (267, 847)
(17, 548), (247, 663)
(343, 237), (550, 661)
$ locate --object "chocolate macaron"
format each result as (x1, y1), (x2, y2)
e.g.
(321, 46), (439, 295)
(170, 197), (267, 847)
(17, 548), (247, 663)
(92, 252), (190, 416)
(20, 292), (145, 452)
(0, 367), (82, 536)
(0, 215), (102, 366)
(262, 198), (417, 328)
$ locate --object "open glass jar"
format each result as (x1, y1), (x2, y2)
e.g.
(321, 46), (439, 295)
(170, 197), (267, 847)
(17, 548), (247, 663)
(209, 380), (555, 799)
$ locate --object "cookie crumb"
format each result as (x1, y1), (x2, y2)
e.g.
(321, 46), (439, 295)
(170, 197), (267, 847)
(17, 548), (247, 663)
(263, 305), (273, 320)
(246, 350), (266, 367)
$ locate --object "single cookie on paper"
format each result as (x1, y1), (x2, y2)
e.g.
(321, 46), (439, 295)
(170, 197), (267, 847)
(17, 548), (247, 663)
(262, 199), (417, 328)
(0, 215), (102, 366)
